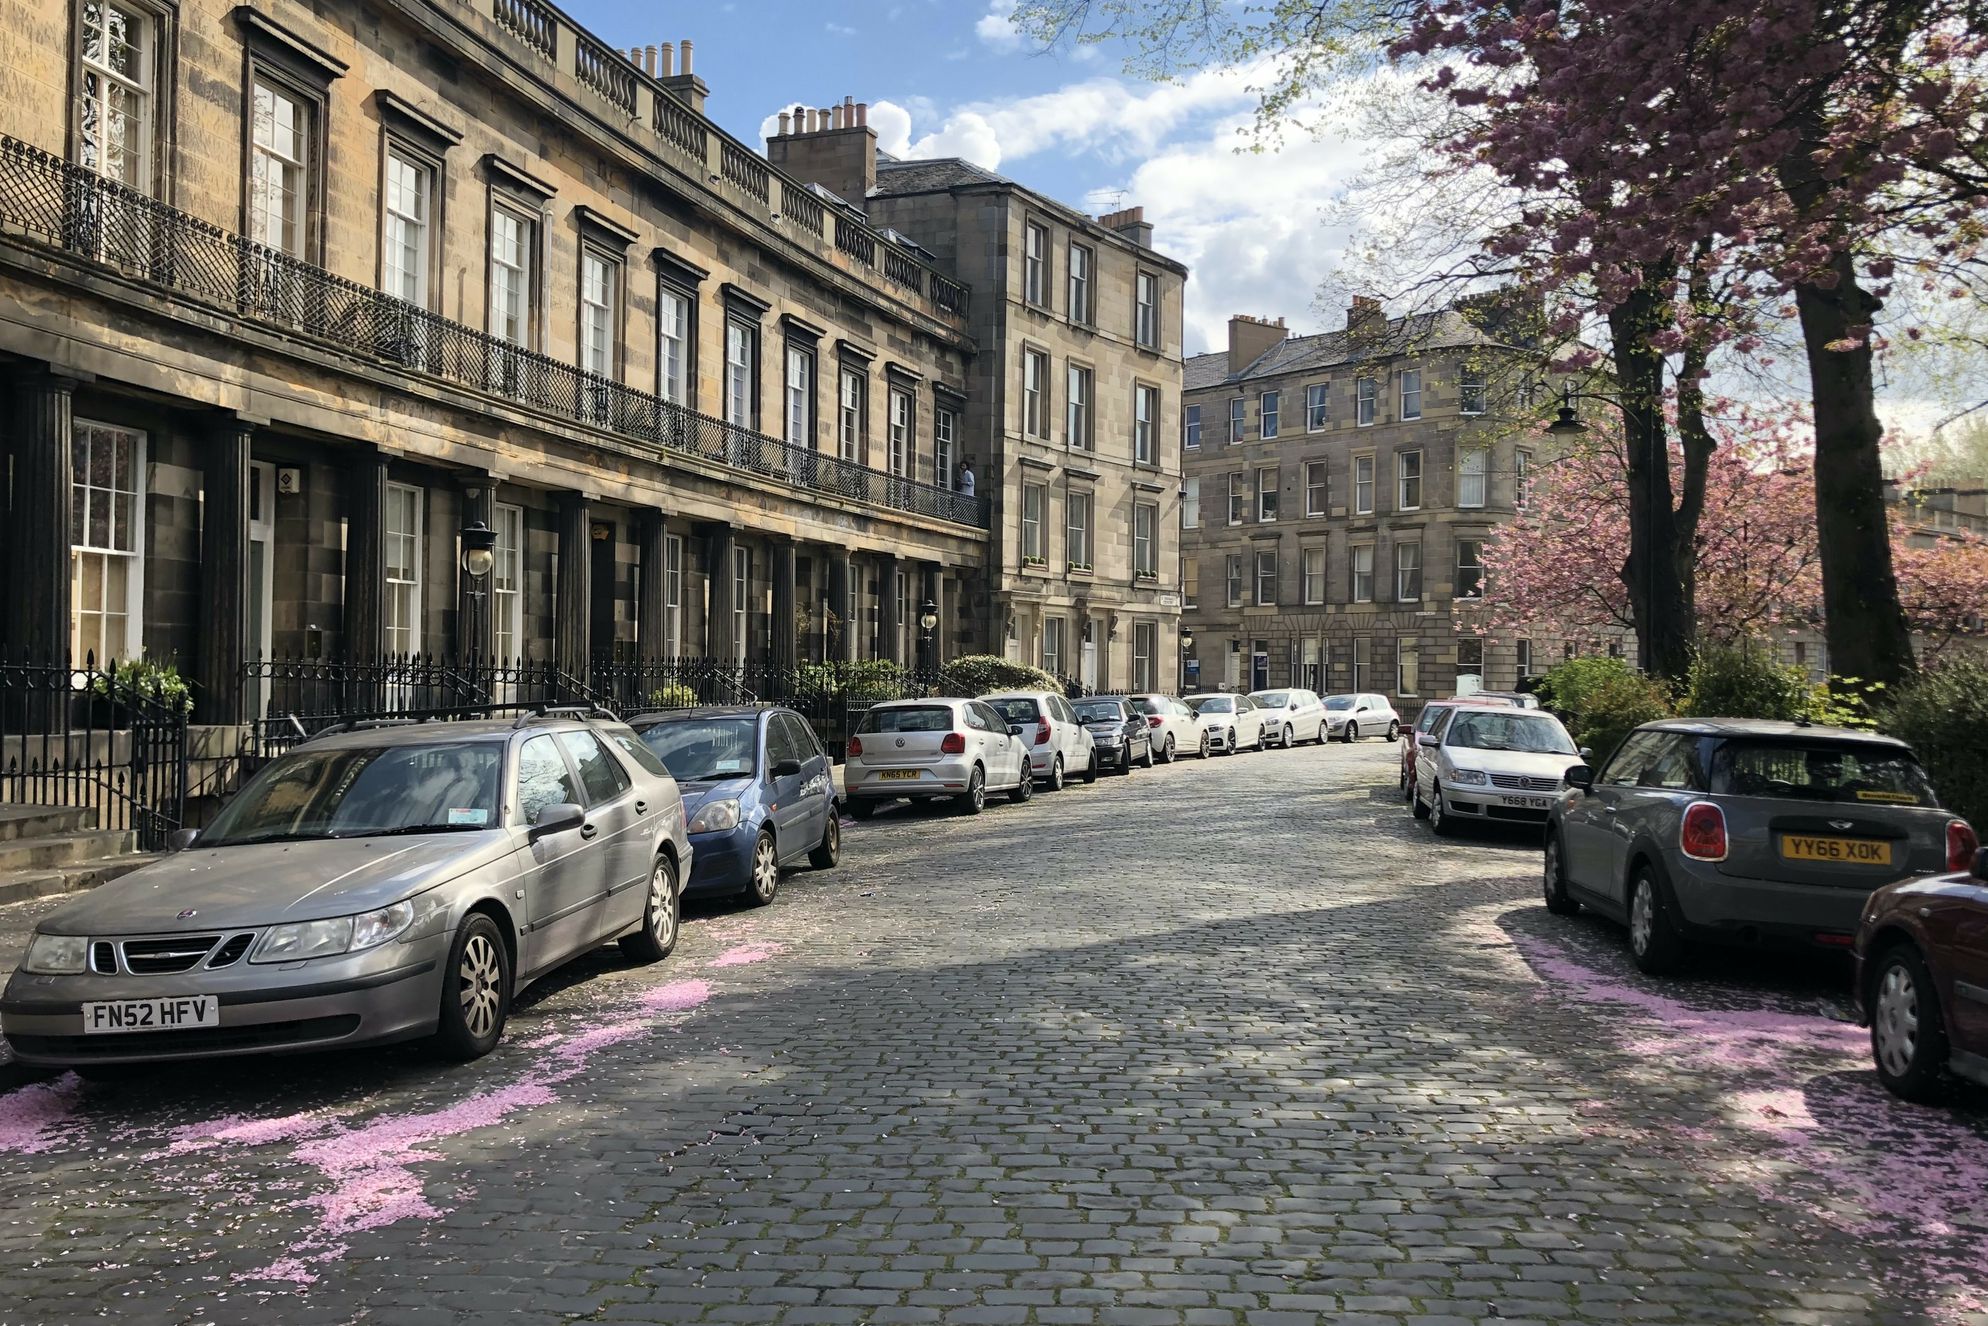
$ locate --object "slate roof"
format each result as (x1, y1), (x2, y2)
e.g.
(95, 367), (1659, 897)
(871, 157), (1011, 195)
(1185, 309), (1510, 393)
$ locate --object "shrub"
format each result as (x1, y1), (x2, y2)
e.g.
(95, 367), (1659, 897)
(91, 656), (192, 713)
(942, 654), (1063, 696)
(1570, 671), (1675, 767)
(1532, 655), (1642, 724)
(1680, 643), (1817, 722)
(645, 682), (697, 709)
(1885, 655), (1988, 829)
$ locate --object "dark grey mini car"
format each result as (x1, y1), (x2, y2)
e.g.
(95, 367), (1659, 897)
(1544, 719), (1972, 974)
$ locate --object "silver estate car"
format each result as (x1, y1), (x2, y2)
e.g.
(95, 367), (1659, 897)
(1547, 719), (1976, 975)
(1, 713), (690, 1072)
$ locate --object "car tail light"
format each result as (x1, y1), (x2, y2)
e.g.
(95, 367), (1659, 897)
(1147, 715), (1164, 727)
(1035, 720), (1052, 746)
(1949, 819), (1979, 872)
(1681, 801), (1727, 862)
(1814, 932), (1854, 947)
(847, 735), (863, 757)
(941, 732), (967, 755)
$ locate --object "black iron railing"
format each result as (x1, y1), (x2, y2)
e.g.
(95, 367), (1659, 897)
(0, 656), (189, 850)
(0, 138), (991, 530)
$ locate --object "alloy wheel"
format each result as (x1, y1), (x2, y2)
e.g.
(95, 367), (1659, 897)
(1049, 756), (1065, 791)
(1874, 963), (1921, 1079)
(458, 934), (503, 1041)
(751, 834), (779, 904)
(649, 859), (677, 948)
(1345, 722), (1359, 743)
(1630, 881), (1654, 956)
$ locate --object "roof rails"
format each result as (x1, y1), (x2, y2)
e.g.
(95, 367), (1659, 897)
(511, 703), (623, 729)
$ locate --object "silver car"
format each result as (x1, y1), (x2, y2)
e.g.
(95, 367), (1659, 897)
(1324, 693), (1402, 743)
(1414, 706), (1584, 836)
(0, 714), (690, 1072)
(843, 698), (1034, 817)
(1249, 688), (1330, 749)
(983, 690), (1098, 789)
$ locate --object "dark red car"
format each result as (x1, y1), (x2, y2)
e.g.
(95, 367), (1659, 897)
(1857, 845), (1988, 1101)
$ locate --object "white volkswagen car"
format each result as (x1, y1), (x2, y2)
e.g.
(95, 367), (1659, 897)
(1412, 706), (1585, 836)
(983, 690), (1097, 790)
(1182, 693), (1268, 757)
(1249, 688), (1330, 749)
(844, 698), (1034, 817)
(1324, 693), (1402, 743)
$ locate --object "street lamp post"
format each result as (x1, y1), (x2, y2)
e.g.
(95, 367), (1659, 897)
(459, 519), (498, 701)
(1543, 379), (1660, 672)
(1179, 626), (1194, 694)
(917, 597), (939, 672)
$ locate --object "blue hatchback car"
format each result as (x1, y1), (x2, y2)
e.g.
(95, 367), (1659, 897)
(628, 706), (840, 906)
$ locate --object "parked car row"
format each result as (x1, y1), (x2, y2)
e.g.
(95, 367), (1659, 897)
(1393, 697), (1986, 1104)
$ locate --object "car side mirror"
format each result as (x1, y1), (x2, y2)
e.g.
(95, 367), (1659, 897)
(1579, 746), (1594, 761)
(168, 827), (201, 852)
(770, 758), (802, 779)
(529, 801), (586, 840)
(1563, 764), (1594, 793)
(1009, 724), (1025, 737)
(1973, 846), (1988, 882)
(1416, 734), (1438, 748)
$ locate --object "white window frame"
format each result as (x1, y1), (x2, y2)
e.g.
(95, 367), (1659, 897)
(1254, 549), (1277, 607)
(1516, 638), (1533, 678)
(725, 319), (757, 428)
(1396, 541), (1422, 603)
(784, 344), (814, 448)
(1351, 544), (1374, 603)
(1226, 554), (1245, 607)
(1134, 384), (1157, 465)
(1458, 447), (1488, 509)
(1353, 454), (1375, 515)
(1184, 404), (1201, 450)
(935, 405), (957, 490)
(384, 481), (424, 656)
(1398, 639), (1420, 697)
(1066, 364), (1093, 450)
(658, 286), (689, 404)
(1023, 220), (1048, 307)
(1306, 382), (1329, 431)
(68, 418), (146, 664)
(1460, 371), (1487, 415)
(580, 249), (618, 379)
(1356, 377), (1377, 427)
(1066, 489), (1092, 570)
(249, 75), (309, 255)
(488, 201), (535, 348)
(1041, 616), (1063, 676)
(1182, 476), (1200, 530)
(1227, 473), (1246, 526)
(731, 544), (750, 663)
(1302, 546), (1325, 606)
(1516, 448), (1533, 508)
(1305, 461), (1328, 517)
(1135, 270), (1159, 347)
(1133, 621), (1157, 692)
(1400, 368), (1422, 421)
(1133, 503), (1157, 577)
(1021, 482), (1046, 563)
(1256, 465), (1278, 522)
(1397, 450), (1423, 512)
(1183, 560), (1198, 609)
(837, 367), (865, 462)
(1229, 397), (1245, 443)
(1353, 637), (1371, 692)
(663, 533), (683, 655)
(1456, 538), (1484, 599)
(1022, 349), (1048, 439)
(76, 0), (156, 192)
(382, 145), (432, 308)
(492, 501), (523, 662)
(1067, 242), (1092, 325)
(1260, 391), (1280, 440)
(887, 386), (912, 477)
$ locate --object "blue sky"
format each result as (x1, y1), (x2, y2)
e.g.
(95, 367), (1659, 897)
(564, 0), (1376, 356)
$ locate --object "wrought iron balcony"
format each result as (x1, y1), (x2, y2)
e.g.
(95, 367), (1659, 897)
(0, 138), (991, 530)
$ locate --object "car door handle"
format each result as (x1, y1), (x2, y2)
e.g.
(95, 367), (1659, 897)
(1602, 805), (1618, 815)
(634, 799), (649, 815)
(579, 822), (598, 840)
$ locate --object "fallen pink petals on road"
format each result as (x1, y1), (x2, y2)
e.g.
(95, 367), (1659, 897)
(0, 1073), (82, 1154)
(709, 943), (784, 968)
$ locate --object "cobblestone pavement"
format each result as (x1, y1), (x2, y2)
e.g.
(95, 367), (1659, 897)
(3, 740), (1986, 1326)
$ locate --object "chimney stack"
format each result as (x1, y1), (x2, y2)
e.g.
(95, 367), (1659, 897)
(765, 91), (879, 205)
(658, 37), (706, 113)
(1228, 314), (1289, 376)
(1346, 296), (1383, 330)
(1097, 204), (1155, 249)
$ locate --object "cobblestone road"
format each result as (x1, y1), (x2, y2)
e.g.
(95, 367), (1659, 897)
(3, 740), (1986, 1325)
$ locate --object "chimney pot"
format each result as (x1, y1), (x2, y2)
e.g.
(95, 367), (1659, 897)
(659, 41), (674, 77)
(856, 102), (868, 126)
(833, 105), (846, 130)
(679, 39), (693, 76)
(645, 44), (658, 75)
(779, 111), (792, 135)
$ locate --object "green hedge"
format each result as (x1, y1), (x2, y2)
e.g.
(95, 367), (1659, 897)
(1885, 655), (1988, 828)
(943, 654), (1064, 696)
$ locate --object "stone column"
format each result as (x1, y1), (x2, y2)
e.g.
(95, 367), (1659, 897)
(770, 541), (797, 670)
(343, 450), (388, 660)
(198, 417), (253, 723)
(636, 509), (668, 662)
(705, 527), (736, 662)
(826, 553), (856, 663)
(555, 493), (592, 679)
(877, 554), (902, 665)
(4, 371), (77, 664)
(457, 479), (496, 664)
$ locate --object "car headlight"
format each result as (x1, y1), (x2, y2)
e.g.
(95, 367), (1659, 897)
(23, 932), (87, 975)
(252, 917), (354, 963)
(1449, 768), (1490, 786)
(350, 900), (416, 951)
(689, 799), (741, 833)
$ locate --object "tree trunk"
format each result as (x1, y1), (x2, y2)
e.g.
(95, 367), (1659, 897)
(1607, 269), (1694, 684)
(1791, 253), (1915, 686)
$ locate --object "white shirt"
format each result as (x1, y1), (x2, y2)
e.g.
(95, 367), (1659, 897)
(958, 467), (976, 497)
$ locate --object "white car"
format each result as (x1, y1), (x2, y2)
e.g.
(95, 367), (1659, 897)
(1123, 693), (1197, 764)
(983, 690), (1097, 790)
(1182, 693), (1268, 757)
(1323, 693), (1402, 743)
(844, 698), (1034, 817)
(1249, 688), (1330, 749)
(1412, 706), (1584, 836)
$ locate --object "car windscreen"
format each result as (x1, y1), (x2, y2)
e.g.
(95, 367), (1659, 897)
(1186, 696), (1233, 714)
(637, 717), (758, 781)
(202, 742), (504, 844)
(1711, 741), (1938, 807)
(858, 705), (953, 734)
(1446, 712), (1578, 755)
(1073, 700), (1127, 723)
(987, 698), (1041, 724)
(1253, 692), (1290, 708)
(1128, 697), (1162, 715)
(1323, 696), (1355, 710)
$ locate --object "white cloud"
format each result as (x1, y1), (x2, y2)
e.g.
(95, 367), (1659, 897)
(975, 0), (1021, 51)
(825, 21), (857, 37)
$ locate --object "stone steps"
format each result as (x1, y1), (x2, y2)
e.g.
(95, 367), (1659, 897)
(0, 802), (155, 908)
(0, 804), (95, 842)
(0, 828), (137, 873)
(0, 853), (160, 908)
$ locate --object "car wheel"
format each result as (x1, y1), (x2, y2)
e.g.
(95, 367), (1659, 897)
(1542, 833), (1580, 916)
(434, 912), (511, 1061)
(1083, 753), (1100, 784)
(1047, 756), (1065, 791)
(1870, 943), (1949, 1103)
(1344, 722), (1359, 744)
(1117, 750), (1134, 774)
(1627, 866), (1685, 974)
(1386, 720), (1400, 742)
(957, 766), (986, 815)
(620, 854), (682, 961)
(1316, 722), (1328, 745)
(848, 798), (877, 821)
(1157, 735), (1176, 765)
(1141, 738), (1156, 769)
(1198, 730), (1211, 759)
(808, 813), (841, 870)
(1010, 766), (1035, 803)
(1429, 783), (1457, 837)
(1412, 778), (1431, 820)
(746, 831), (780, 907)
(1222, 729), (1236, 755)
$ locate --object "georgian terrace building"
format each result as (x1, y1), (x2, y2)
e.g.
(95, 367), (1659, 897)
(1180, 299), (1546, 710)
(0, 0), (1015, 726)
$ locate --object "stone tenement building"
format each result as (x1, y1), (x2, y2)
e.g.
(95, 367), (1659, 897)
(0, 0), (1184, 724)
(771, 115), (1189, 692)
(1181, 299), (1542, 710)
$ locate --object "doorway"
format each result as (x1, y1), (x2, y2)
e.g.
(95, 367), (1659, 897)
(247, 462), (275, 716)
(589, 521), (618, 663)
